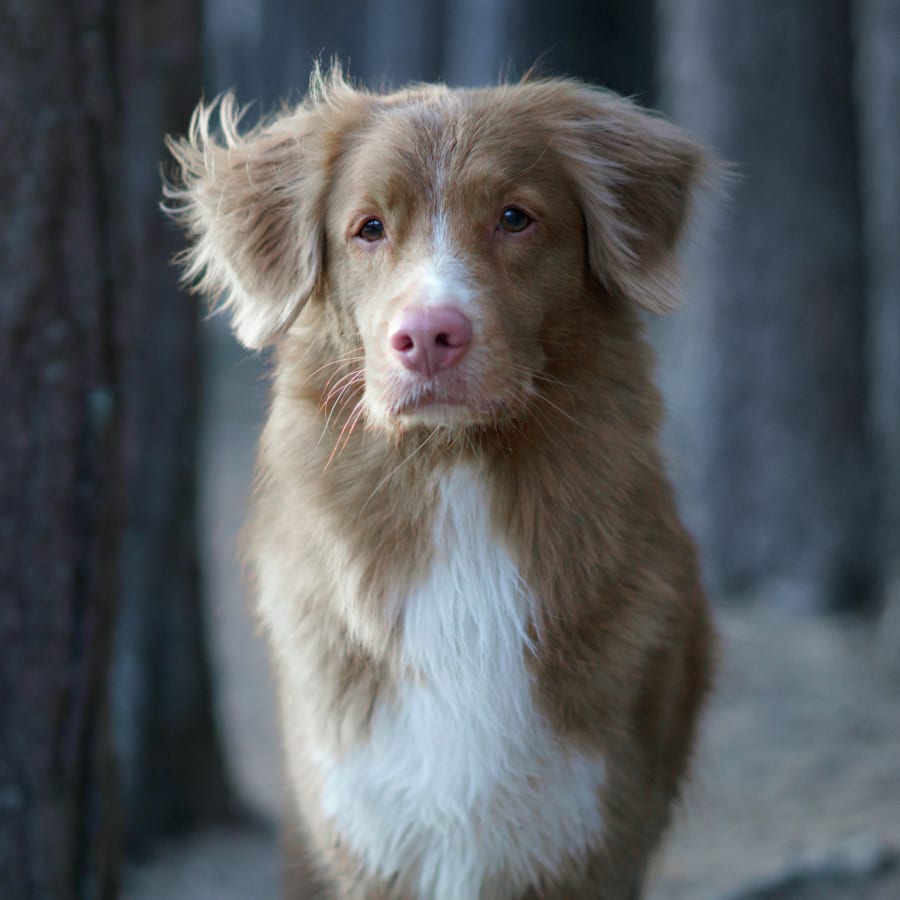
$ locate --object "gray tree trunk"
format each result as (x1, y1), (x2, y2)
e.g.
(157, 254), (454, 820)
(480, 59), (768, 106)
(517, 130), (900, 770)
(254, 0), (653, 99)
(113, 0), (234, 851)
(451, 0), (655, 97)
(362, 0), (445, 86)
(259, 0), (364, 104)
(0, 1), (122, 897)
(657, 0), (875, 610)
(855, 0), (900, 655)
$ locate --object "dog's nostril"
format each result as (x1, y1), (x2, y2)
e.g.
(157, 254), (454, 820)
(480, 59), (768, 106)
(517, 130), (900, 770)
(435, 333), (450, 347)
(391, 333), (415, 353)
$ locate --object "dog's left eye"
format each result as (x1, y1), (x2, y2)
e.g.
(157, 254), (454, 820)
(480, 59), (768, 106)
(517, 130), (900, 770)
(357, 218), (386, 242)
(499, 207), (532, 233)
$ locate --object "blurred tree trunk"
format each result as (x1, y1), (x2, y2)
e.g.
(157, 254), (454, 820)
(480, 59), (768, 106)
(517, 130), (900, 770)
(444, 0), (656, 98)
(113, 0), (234, 852)
(0, 2), (122, 898)
(363, 0), (445, 85)
(256, 0), (654, 100)
(856, 0), (900, 654)
(260, 0), (364, 104)
(657, 0), (875, 610)
(204, 0), (263, 103)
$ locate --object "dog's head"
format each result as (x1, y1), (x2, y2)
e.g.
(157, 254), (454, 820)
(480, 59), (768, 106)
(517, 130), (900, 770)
(166, 68), (706, 434)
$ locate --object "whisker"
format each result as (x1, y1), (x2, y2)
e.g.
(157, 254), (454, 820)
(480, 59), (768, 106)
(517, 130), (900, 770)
(317, 372), (364, 448)
(325, 399), (366, 470)
(359, 427), (440, 514)
(320, 359), (366, 394)
(510, 362), (576, 390)
(306, 347), (365, 381)
(338, 400), (366, 453)
(531, 389), (583, 428)
(507, 384), (553, 448)
(322, 369), (365, 407)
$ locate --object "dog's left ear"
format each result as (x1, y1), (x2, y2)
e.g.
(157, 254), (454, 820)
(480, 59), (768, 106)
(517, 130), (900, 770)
(552, 85), (710, 314)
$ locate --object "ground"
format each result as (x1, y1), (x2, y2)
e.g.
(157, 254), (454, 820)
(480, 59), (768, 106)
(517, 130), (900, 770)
(123, 328), (900, 899)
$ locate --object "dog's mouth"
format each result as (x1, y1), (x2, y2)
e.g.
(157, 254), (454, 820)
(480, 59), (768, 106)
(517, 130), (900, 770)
(391, 383), (467, 414)
(390, 392), (496, 427)
(391, 381), (466, 415)
(362, 346), (535, 433)
(373, 378), (518, 431)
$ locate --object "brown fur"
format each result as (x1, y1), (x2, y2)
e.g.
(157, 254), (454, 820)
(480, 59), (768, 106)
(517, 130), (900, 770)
(166, 66), (715, 899)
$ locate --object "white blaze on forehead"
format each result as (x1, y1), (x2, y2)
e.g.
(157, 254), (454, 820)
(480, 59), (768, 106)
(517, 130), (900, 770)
(393, 143), (476, 313)
(413, 254), (477, 313)
(432, 206), (452, 262)
(432, 146), (451, 255)
(399, 145), (475, 313)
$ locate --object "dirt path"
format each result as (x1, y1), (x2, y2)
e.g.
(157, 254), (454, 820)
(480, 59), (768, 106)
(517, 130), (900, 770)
(647, 605), (900, 899)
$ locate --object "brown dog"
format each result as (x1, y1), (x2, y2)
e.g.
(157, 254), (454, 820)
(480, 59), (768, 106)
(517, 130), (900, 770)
(166, 67), (714, 900)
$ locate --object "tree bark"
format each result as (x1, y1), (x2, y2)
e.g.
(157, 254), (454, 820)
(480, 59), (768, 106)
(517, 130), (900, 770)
(260, 0), (364, 105)
(657, 0), (875, 610)
(855, 0), (900, 654)
(362, 0), (445, 86)
(254, 0), (654, 101)
(113, 0), (234, 851)
(0, 1), (122, 897)
(431, 0), (655, 96)
(464, 0), (656, 98)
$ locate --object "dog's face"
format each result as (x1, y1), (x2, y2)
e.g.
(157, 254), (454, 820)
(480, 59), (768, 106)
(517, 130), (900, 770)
(326, 94), (588, 430)
(167, 71), (705, 434)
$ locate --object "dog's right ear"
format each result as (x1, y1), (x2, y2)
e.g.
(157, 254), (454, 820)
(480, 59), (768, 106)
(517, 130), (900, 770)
(164, 76), (358, 349)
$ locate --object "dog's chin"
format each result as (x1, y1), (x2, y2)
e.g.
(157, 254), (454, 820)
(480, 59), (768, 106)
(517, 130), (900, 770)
(393, 403), (481, 429)
(393, 401), (510, 430)
(368, 391), (519, 436)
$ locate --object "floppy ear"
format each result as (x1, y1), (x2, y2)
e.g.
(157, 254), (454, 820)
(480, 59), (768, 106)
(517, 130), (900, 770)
(551, 85), (710, 314)
(164, 84), (341, 348)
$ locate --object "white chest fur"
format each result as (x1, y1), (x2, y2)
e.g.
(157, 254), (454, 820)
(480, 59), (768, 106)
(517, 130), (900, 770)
(315, 467), (606, 899)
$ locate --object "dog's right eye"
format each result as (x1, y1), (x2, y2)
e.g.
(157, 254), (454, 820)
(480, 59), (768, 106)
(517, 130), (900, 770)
(357, 218), (386, 242)
(499, 207), (532, 234)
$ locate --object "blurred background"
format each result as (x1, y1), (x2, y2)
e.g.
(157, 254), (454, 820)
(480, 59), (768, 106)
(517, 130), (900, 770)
(2, 1), (898, 898)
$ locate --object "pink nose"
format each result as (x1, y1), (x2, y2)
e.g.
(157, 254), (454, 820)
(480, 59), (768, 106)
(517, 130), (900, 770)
(389, 306), (472, 376)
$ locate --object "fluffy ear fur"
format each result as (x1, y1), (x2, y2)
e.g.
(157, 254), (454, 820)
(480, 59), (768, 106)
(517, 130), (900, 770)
(548, 83), (710, 314)
(163, 69), (361, 348)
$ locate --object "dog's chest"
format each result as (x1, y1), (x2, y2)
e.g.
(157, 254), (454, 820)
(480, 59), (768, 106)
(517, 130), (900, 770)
(316, 467), (606, 899)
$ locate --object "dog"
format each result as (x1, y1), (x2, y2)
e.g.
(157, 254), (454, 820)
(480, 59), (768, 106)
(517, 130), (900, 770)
(165, 66), (714, 900)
